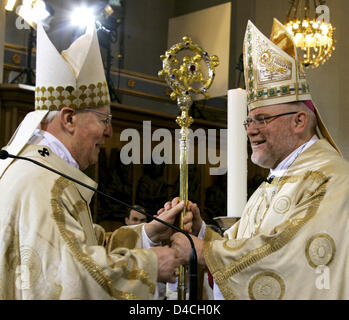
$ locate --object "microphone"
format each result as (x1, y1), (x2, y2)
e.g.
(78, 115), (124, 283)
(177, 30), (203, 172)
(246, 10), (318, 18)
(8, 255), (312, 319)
(0, 150), (9, 160)
(0, 149), (198, 300)
(264, 176), (274, 184)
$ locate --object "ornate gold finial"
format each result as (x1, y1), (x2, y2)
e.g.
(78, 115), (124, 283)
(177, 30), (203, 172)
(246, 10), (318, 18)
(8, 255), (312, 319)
(159, 36), (219, 301)
(158, 36), (219, 104)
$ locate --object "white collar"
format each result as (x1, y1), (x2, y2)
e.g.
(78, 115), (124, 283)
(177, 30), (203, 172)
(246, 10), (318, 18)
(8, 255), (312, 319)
(269, 135), (319, 178)
(29, 129), (79, 169)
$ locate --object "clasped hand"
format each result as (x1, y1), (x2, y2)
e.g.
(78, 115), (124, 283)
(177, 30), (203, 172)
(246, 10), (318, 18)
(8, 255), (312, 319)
(145, 197), (202, 243)
(145, 197), (205, 283)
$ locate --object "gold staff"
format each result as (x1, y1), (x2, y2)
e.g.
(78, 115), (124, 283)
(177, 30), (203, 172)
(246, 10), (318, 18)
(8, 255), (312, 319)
(158, 36), (219, 300)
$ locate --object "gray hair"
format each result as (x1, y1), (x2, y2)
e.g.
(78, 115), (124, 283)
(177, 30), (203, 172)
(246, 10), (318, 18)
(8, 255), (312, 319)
(41, 110), (59, 124)
(41, 105), (111, 125)
(287, 101), (318, 135)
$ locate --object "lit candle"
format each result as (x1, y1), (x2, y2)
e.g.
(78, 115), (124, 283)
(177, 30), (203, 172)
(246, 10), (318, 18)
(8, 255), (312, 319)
(227, 89), (247, 217)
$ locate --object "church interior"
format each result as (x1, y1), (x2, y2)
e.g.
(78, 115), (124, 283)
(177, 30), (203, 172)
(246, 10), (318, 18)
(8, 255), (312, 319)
(0, 0), (348, 232)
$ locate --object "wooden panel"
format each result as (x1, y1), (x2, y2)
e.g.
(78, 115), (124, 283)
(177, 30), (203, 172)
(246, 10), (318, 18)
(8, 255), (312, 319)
(0, 84), (34, 147)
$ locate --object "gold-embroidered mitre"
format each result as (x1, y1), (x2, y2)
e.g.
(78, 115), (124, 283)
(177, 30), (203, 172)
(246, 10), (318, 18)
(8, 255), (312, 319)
(243, 18), (311, 110)
(243, 19), (340, 154)
(35, 21), (110, 111)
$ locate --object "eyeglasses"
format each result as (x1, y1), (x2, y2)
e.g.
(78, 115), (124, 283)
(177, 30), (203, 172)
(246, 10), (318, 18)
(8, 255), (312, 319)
(243, 112), (298, 131)
(88, 109), (112, 128)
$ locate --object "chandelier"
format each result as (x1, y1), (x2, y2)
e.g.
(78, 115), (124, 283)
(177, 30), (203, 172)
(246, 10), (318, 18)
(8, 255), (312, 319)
(284, 0), (335, 68)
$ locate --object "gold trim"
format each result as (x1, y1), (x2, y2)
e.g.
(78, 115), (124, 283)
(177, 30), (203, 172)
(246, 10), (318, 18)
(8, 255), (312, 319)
(255, 53), (292, 86)
(204, 226), (223, 242)
(108, 227), (139, 251)
(35, 82), (110, 111)
(125, 267), (156, 294)
(305, 233), (336, 268)
(222, 238), (249, 252)
(212, 171), (328, 286)
(218, 281), (238, 300)
(248, 271), (285, 300)
(264, 171), (327, 190)
(203, 241), (238, 300)
(50, 176), (156, 300)
(19, 245), (42, 289)
(72, 200), (86, 221)
(247, 84), (309, 105)
(244, 20), (312, 111)
(273, 196), (291, 214)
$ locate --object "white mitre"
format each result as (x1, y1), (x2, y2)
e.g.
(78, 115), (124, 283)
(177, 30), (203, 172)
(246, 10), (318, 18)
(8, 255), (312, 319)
(243, 18), (340, 154)
(0, 21), (110, 176)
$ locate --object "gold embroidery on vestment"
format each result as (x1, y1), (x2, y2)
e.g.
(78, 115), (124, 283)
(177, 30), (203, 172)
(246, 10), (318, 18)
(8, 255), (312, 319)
(273, 196), (291, 214)
(305, 233), (336, 268)
(204, 227), (223, 242)
(248, 272), (285, 300)
(18, 246), (42, 289)
(50, 177), (150, 300)
(214, 174), (328, 284)
(109, 228), (139, 250)
(203, 240), (238, 300)
(223, 238), (248, 251)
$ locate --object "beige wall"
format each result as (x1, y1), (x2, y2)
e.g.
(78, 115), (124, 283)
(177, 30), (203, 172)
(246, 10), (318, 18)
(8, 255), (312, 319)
(232, 0), (349, 159)
(0, 3), (5, 83)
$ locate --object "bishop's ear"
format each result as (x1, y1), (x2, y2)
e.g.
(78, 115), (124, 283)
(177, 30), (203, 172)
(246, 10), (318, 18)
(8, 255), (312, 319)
(293, 111), (307, 134)
(59, 107), (77, 134)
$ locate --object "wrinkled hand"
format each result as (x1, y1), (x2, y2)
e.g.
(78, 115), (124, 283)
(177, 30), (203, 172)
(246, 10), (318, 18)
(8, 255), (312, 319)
(145, 198), (194, 243)
(150, 246), (181, 283)
(170, 232), (206, 266)
(157, 197), (203, 236)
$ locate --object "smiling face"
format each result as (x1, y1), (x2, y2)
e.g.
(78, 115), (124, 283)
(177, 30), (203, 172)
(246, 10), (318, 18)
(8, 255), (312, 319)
(71, 105), (113, 170)
(247, 104), (300, 169)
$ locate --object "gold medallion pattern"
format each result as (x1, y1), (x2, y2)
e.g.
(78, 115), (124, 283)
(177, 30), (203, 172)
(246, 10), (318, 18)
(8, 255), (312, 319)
(18, 246), (42, 289)
(211, 174), (328, 287)
(248, 272), (285, 300)
(305, 233), (336, 268)
(273, 196), (291, 214)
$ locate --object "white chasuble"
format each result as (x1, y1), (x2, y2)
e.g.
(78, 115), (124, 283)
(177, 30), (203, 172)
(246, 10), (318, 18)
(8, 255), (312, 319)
(204, 139), (349, 299)
(0, 145), (157, 300)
